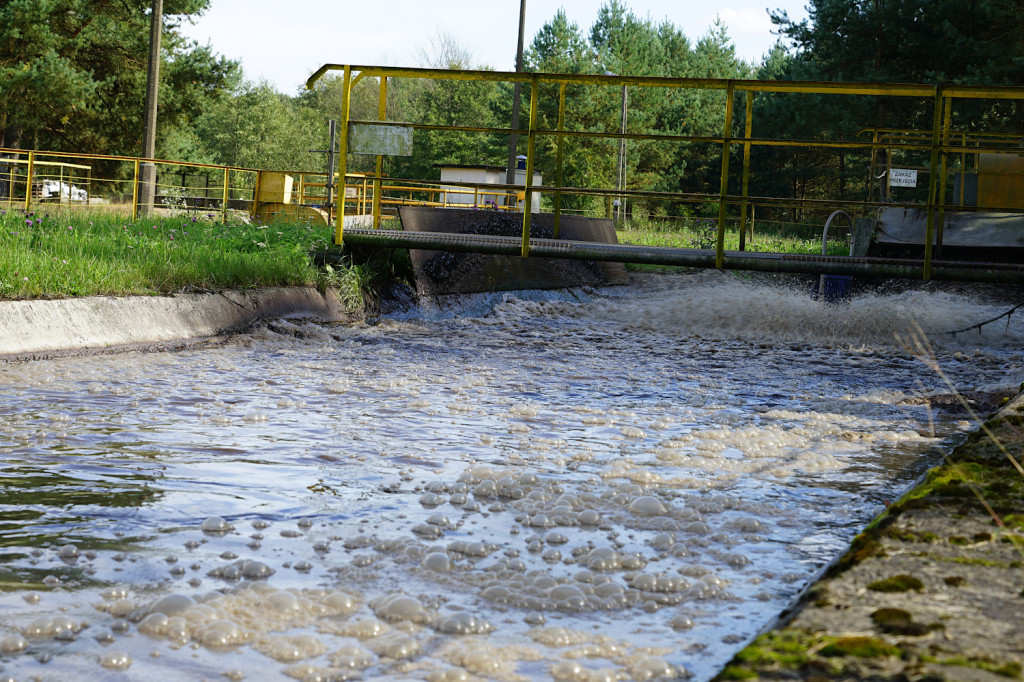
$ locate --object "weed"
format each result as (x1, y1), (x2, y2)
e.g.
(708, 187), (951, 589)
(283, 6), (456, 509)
(867, 574), (925, 592)
(817, 636), (901, 658)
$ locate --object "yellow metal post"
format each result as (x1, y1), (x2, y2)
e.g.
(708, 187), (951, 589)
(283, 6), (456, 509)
(923, 87), (943, 279)
(739, 91), (753, 251)
(132, 158), (141, 217)
(24, 151), (35, 212)
(936, 95), (953, 254)
(521, 75), (539, 257)
(884, 137), (892, 202)
(373, 76), (387, 229)
(221, 167), (230, 223)
(868, 129), (879, 203)
(958, 132), (966, 207)
(335, 65), (352, 245)
(252, 170), (262, 220)
(554, 83), (566, 239)
(716, 82), (735, 268)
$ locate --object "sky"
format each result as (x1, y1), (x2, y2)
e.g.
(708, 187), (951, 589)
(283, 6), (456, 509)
(179, 0), (809, 94)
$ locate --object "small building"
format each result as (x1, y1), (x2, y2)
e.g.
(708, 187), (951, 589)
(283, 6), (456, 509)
(438, 161), (542, 213)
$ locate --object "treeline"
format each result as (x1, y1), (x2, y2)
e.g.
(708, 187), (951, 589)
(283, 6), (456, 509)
(3, 0), (1023, 219)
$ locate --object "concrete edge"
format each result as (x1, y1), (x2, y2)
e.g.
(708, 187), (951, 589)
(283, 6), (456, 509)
(714, 386), (1024, 680)
(0, 287), (355, 362)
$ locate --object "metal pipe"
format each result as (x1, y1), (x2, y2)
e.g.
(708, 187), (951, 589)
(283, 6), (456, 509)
(739, 92), (753, 251)
(325, 119), (337, 220)
(221, 167), (229, 223)
(937, 96), (953, 255)
(616, 84), (627, 220)
(817, 209), (854, 294)
(923, 86), (943, 279)
(23, 151), (34, 212)
(373, 77), (387, 229)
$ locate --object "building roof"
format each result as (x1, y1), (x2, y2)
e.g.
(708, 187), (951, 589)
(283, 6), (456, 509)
(435, 164), (507, 172)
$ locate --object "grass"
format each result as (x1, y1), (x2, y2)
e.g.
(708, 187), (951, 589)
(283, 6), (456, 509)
(2, 206), (852, 302)
(616, 216), (852, 256)
(0, 206), (340, 301)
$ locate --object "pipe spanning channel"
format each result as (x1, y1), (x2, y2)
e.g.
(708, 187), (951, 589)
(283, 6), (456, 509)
(340, 228), (1024, 285)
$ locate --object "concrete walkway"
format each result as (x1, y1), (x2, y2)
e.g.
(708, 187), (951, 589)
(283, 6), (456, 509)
(0, 288), (349, 361)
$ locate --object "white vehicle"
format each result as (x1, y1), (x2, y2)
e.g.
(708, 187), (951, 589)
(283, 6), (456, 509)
(40, 179), (87, 202)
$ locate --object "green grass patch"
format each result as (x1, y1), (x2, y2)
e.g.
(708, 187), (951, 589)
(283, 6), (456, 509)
(870, 607), (931, 636)
(921, 655), (1023, 679)
(0, 207), (338, 300)
(616, 216), (852, 256)
(729, 630), (817, 670)
(818, 636), (901, 658)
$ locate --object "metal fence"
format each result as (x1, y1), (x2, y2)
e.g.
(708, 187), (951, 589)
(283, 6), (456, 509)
(0, 148), (522, 229)
(307, 64), (1024, 278)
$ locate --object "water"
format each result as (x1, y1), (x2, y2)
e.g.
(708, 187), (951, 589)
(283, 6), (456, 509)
(1, 271), (1022, 682)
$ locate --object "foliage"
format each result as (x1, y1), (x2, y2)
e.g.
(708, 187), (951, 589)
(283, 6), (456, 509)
(10, 0), (1024, 231)
(521, 4), (751, 216)
(756, 0), (1024, 223)
(195, 81), (318, 171)
(388, 34), (507, 181)
(0, 0), (239, 157)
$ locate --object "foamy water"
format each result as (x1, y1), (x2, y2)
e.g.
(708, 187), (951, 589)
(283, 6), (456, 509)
(0, 271), (1021, 681)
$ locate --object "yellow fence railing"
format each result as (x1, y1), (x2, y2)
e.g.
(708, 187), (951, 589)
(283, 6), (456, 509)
(0, 149), (521, 229)
(5, 67), (1024, 280)
(307, 64), (1024, 279)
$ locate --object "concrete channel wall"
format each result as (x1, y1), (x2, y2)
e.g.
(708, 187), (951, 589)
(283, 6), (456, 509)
(718, 391), (1024, 681)
(0, 288), (348, 361)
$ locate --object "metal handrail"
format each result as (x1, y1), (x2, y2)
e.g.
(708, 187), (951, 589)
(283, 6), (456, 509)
(307, 65), (1024, 278)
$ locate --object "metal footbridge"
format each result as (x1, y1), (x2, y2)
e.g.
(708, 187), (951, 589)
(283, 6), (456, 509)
(340, 227), (1024, 285)
(307, 65), (1024, 286)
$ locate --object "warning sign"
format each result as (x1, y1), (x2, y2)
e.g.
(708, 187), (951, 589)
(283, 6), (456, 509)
(888, 168), (918, 187)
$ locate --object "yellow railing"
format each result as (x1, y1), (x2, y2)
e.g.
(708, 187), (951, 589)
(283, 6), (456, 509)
(0, 148), (258, 223)
(307, 64), (1024, 278)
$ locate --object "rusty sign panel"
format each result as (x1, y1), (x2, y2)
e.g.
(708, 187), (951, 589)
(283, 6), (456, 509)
(348, 123), (413, 156)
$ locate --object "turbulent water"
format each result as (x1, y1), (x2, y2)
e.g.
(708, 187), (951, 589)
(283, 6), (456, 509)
(1, 271), (1022, 682)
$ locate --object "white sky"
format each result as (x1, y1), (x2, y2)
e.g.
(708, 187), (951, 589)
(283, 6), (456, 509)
(179, 1), (808, 94)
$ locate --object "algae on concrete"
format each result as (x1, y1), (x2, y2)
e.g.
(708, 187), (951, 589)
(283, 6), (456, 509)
(717, 392), (1024, 681)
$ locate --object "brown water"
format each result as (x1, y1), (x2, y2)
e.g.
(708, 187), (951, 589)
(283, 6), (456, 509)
(1, 271), (1022, 682)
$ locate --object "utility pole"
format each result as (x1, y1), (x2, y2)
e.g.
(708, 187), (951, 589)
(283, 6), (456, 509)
(505, 0), (527, 205)
(139, 0), (162, 217)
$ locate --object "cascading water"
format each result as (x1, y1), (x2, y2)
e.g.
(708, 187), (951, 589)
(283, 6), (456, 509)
(0, 270), (1021, 681)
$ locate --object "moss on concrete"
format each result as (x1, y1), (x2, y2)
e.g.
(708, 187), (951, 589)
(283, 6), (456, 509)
(715, 392), (1024, 681)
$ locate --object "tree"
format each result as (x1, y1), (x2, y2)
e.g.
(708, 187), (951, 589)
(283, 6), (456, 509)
(195, 81), (315, 171)
(0, 0), (238, 155)
(771, 0), (1024, 132)
(387, 33), (504, 182)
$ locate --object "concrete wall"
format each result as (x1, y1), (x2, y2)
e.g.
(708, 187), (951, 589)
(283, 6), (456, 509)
(0, 288), (347, 361)
(399, 206), (626, 296)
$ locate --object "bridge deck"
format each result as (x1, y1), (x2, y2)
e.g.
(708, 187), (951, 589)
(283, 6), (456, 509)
(341, 228), (1024, 285)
